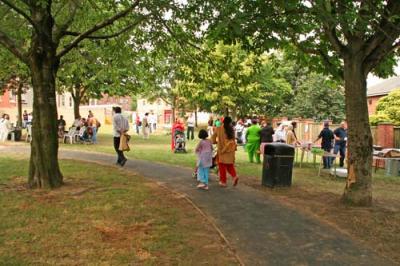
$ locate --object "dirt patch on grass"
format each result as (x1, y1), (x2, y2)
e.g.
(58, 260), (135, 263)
(0, 161), (239, 265)
(239, 173), (400, 264)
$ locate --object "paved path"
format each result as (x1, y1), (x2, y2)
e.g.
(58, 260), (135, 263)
(3, 147), (394, 265)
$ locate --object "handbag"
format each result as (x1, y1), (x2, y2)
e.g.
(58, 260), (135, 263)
(119, 134), (131, 151)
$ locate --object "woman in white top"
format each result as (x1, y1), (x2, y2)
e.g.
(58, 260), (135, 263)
(0, 114), (12, 143)
(274, 124), (287, 143)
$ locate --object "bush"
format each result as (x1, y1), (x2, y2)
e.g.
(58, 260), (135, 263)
(369, 113), (392, 126)
(373, 89), (400, 126)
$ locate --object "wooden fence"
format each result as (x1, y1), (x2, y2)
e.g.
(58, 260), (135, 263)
(394, 127), (400, 148)
(295, 122), (340, 143)
(369, 126), (399, 148)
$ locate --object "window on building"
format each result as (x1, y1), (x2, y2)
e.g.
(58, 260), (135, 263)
(61, 95), (65, 106)
(142, 100), (146, 106)
(69, 97), (73, 107)
(368, 99), (372, 105)
(9, 90), (16, 102)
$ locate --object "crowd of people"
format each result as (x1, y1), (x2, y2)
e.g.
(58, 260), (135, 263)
(61, 110), (101, 143)
(189, 116), (348, 190)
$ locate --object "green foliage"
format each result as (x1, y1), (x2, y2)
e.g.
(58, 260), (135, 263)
(369, 113), (392, 126)
(282, 72), (345, 123)
(375, 89), (400, 125)
(176, 42), (292, 117)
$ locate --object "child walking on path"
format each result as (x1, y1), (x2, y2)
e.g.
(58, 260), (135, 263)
(195, 129), (213, 190)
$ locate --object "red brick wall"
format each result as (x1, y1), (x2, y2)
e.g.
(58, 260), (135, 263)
(367, 96), (381, 115)
(0, 90), (15, 108)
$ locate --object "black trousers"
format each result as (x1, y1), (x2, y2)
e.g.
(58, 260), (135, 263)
(113, 137), (126, 163)
(187, 126), (194, 140)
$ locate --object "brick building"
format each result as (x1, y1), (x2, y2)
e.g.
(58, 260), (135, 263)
(367, 76), (400, 115)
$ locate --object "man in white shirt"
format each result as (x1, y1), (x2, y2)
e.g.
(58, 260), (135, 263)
(150, 112), (157, 132)
(113, 106), (129, 166)
(186, 113), (195, 140)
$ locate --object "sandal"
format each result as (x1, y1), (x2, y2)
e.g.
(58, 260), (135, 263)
(197, 183), (206, 188)
(219, 182), (227, 187)
(233, 177), (239, 187)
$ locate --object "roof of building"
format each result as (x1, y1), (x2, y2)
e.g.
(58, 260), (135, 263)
(367, 75), (400, 97)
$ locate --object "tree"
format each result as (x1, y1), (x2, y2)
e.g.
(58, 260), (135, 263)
(374, 89), (400, 125)
(282, 73), (345, 123)
(58, 37), (138, 119)
(177, 42), (292, 118)
(208, 1), (400, 206)
(0, 0), (147, 188)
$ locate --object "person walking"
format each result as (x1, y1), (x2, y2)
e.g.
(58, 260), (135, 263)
(333, 121), (347, 167)
(112, 107), (129, 166)
(195, 129), (213, 190)
(142, 113), (150, 139)
(314, 121), (334, 168)
(207, 116), (214, 137)
(245, 119), (262, 163)
(135, 114), (141, 135)
(211, 116), (239, 187)
(22, 110), (29, 128)
(187, 113), (195, 140)
(0, 114), (12, 143)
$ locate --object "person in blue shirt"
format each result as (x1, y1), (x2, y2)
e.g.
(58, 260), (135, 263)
(314, 121), (334, 168)
(333, 121), (347, 167)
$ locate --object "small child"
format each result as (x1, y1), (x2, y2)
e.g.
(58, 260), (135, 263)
(195, 129), (213, 190)
(176, 133), (185, 149)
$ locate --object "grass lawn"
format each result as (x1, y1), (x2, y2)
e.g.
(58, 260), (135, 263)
(59, 125), (400, 263)
(0, 156), (237, 265)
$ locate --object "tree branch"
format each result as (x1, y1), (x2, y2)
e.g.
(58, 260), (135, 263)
(56, 0), (140, 59)
(0, 30), (28, 64)
(362, 1), (400, 58)
(323, 26), (347, 56)
(61, 18), (145, 40)
(364, 39), (400, 75)
(53, 0), (80, 43)
(313, 2), (347, 56)
(0, 0), (37, 31)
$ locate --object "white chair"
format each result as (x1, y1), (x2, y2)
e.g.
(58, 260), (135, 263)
(63, 127), (77, 144)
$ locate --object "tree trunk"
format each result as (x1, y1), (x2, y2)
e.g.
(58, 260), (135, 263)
(341, 56), (372, 206)
(194, 108), (198, 127)
(28, 6), (63, 189)
(17, 82), (23, 127)
(72, 88), (81, 119)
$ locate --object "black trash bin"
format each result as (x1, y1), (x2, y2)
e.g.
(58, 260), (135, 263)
(262, 143), (295, 187)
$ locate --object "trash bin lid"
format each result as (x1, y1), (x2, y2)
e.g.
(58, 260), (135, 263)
(264, 143), (295, 156)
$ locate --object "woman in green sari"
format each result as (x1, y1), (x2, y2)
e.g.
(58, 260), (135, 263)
(245, 119), (261, 163)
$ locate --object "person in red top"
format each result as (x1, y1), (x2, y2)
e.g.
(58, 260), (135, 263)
(171, 118), (185, 150)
